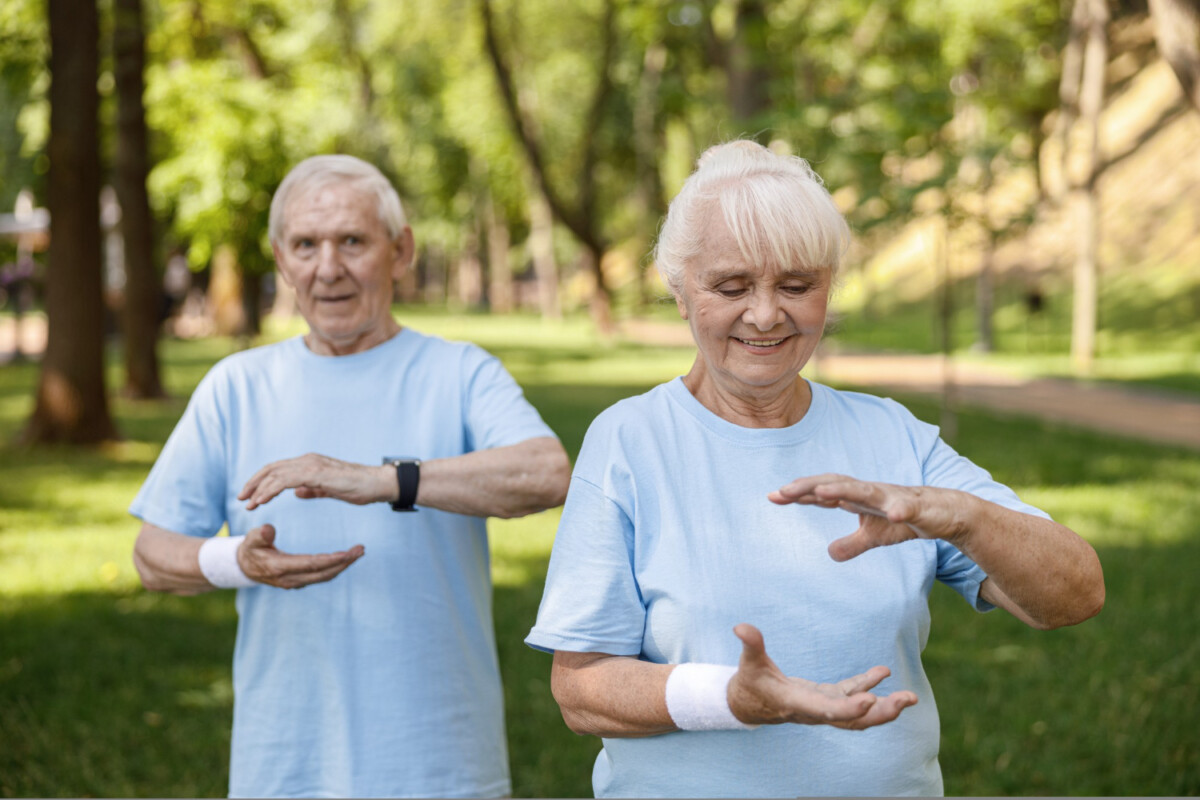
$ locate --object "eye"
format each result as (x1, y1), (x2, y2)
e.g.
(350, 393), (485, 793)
(781, 283), (812, 296)
(293, 238), (315, 253)
(714, 282), (747, 298)
(343, 235), (362, 246)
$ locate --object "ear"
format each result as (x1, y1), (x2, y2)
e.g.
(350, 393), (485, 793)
(272, 243), (296, 288)
(390, 226), (416, 282)
(674, 292), (688, 321)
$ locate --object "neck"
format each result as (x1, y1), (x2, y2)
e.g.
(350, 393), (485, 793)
(304, 319), (402, 356)
(682, 360), (812, 428)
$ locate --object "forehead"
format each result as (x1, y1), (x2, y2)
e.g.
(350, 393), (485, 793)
(282, 183), (381, 237)
(688, 209), (826, 282)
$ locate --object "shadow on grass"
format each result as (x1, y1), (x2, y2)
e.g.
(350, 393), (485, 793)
(0, 590), (236, 798)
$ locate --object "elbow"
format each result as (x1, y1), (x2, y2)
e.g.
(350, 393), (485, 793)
(132, 548), (167, 593)
(499, 444), (571, 518)
(1039, 574), (1106, 631)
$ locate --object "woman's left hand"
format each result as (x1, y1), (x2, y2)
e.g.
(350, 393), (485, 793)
(769, 474), (977, 562)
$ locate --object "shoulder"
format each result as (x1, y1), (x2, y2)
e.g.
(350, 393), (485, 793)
(573, 382), (675, 472)
(399, 328), (501, 373)
(810, 382), (941, 459)
(189, 338), (298, 399)
(815, 382), (933, 430)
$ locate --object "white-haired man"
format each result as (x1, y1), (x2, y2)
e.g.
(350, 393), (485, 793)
(131, 155), (570, 798)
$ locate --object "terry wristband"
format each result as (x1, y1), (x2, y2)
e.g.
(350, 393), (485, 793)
(664, 663), (759, 731)
(197, 535), (258, 589)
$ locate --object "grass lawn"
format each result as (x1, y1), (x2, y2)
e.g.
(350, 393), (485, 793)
(1, 310), (1197, 796)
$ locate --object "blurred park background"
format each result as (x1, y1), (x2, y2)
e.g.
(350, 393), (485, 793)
(1, 0), (1199, 796)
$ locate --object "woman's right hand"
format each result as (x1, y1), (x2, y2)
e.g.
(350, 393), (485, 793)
(726, 623), (918, 730)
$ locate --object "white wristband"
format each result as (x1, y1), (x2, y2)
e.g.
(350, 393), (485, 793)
(665, 663), (759, 731)
(197, 536), (258, 589)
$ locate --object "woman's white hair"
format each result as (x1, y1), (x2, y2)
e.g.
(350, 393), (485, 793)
(653, 140), (850, 295)
(269, 155), (408, 245)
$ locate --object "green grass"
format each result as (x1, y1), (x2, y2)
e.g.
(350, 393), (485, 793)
(2, 311), (1198, 796)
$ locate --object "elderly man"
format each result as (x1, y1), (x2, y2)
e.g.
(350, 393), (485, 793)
(131, 155), (570, 798)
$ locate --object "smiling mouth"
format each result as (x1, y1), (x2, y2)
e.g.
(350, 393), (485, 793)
(316, 294), (354, 303)
(734, 336), (792, 348)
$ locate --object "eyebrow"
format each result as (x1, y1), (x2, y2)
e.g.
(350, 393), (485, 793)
(705, 267), (825, 282)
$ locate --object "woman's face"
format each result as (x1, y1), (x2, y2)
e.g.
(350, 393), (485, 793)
(675, 213), (831, 400)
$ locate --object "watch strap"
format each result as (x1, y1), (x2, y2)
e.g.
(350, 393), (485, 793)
(383, 457), (421, 512)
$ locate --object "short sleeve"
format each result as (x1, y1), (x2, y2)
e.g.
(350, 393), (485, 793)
(462, 350), (557, 452)
(128, 368), (229, 538)
(920, 435), (1051, 613)
(525, 476), (646, 655)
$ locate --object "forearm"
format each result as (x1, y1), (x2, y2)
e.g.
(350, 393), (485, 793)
(551, 652), (677, 738)
(416, 436), (570, 518)
(954, 495), (1104, 629)
(132, 523), (215, 595)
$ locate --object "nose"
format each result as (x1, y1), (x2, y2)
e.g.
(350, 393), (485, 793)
(742, 289), (784, 331)
(315, 241), (343, 282)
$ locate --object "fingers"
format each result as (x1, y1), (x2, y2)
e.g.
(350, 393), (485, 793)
(833, 665), (891, 695)
(243, 545), (366, 589)
(768, 473), (849, 505)
(835, 690), (918, 731)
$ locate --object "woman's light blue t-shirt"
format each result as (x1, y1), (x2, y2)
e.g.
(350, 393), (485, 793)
(526, 377), (1049, 798)
(131, 330), (556, 799)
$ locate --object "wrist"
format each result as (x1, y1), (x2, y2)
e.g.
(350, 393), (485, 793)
(665, 663), (759, 732)
(197, 536), (258, 589)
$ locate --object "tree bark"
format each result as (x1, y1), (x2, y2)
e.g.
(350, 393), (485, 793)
(528, 188), (560, 320)
(728, 0), (772, 131)
(1148, 0), (1200, 111)
(114, 0), (165, 398)
(1069, 0), (1108, 375)
(485, 192), (513, 313)
(24, 0), (117, 444)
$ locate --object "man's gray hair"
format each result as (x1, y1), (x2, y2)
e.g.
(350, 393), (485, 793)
(653, 140), (850, 295)
(269, 155), (408, 245)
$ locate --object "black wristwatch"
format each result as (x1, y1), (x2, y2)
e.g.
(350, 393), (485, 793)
(382, 457), (421, 512)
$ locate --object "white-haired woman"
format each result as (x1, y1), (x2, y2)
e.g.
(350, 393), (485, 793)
(525, 141), (1103, 797)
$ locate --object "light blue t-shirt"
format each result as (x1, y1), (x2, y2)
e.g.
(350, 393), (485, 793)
(526, 377), (1050, 798)
(131, 330), (557, 799)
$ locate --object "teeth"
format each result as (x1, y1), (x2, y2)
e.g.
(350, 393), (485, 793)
(738, 337), (786, 347)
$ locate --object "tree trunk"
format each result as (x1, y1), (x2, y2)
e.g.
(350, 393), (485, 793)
(485, 193), (513, 313)
(1054, 0), (1089, 204)
(528, 189), (560, 320)
(1070, 0), (1108, 375)
(114, 0), (165, 398)
(1149, 0), (1200, 111)
(727, 0), (772, 130)
(24, 0), (117, 444)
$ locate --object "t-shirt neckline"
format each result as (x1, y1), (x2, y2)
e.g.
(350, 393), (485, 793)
(664, 375), (828, 446)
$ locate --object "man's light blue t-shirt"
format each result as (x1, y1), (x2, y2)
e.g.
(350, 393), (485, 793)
(131, 330), (556, 799)
(526, 377), (1050, 798)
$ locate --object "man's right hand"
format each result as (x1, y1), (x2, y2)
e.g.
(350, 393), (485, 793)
(237, 524), (365, 589)
(725, 623), (918, 730)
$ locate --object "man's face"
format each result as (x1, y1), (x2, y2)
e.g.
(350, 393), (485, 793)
(273, 182), (414, 356)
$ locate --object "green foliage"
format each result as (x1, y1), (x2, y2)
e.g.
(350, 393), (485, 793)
(1, 312), (1198, 796)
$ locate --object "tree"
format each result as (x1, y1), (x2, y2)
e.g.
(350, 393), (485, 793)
(480, 0), (620, 331)
(1149, 0), (1200, 111)
(24, 0), (117, 443)
(114, 0), (165, 398)
(1067, 0), (1109, 374)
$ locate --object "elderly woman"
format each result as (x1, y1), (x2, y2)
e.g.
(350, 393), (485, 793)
(524, 141), (1104, 797)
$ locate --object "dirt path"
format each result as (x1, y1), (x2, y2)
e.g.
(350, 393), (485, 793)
(621, 320), (1200, 451)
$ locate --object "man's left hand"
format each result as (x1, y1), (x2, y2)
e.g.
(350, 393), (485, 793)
(769, 474), (975, 561)
(239, 453), (395, 510)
